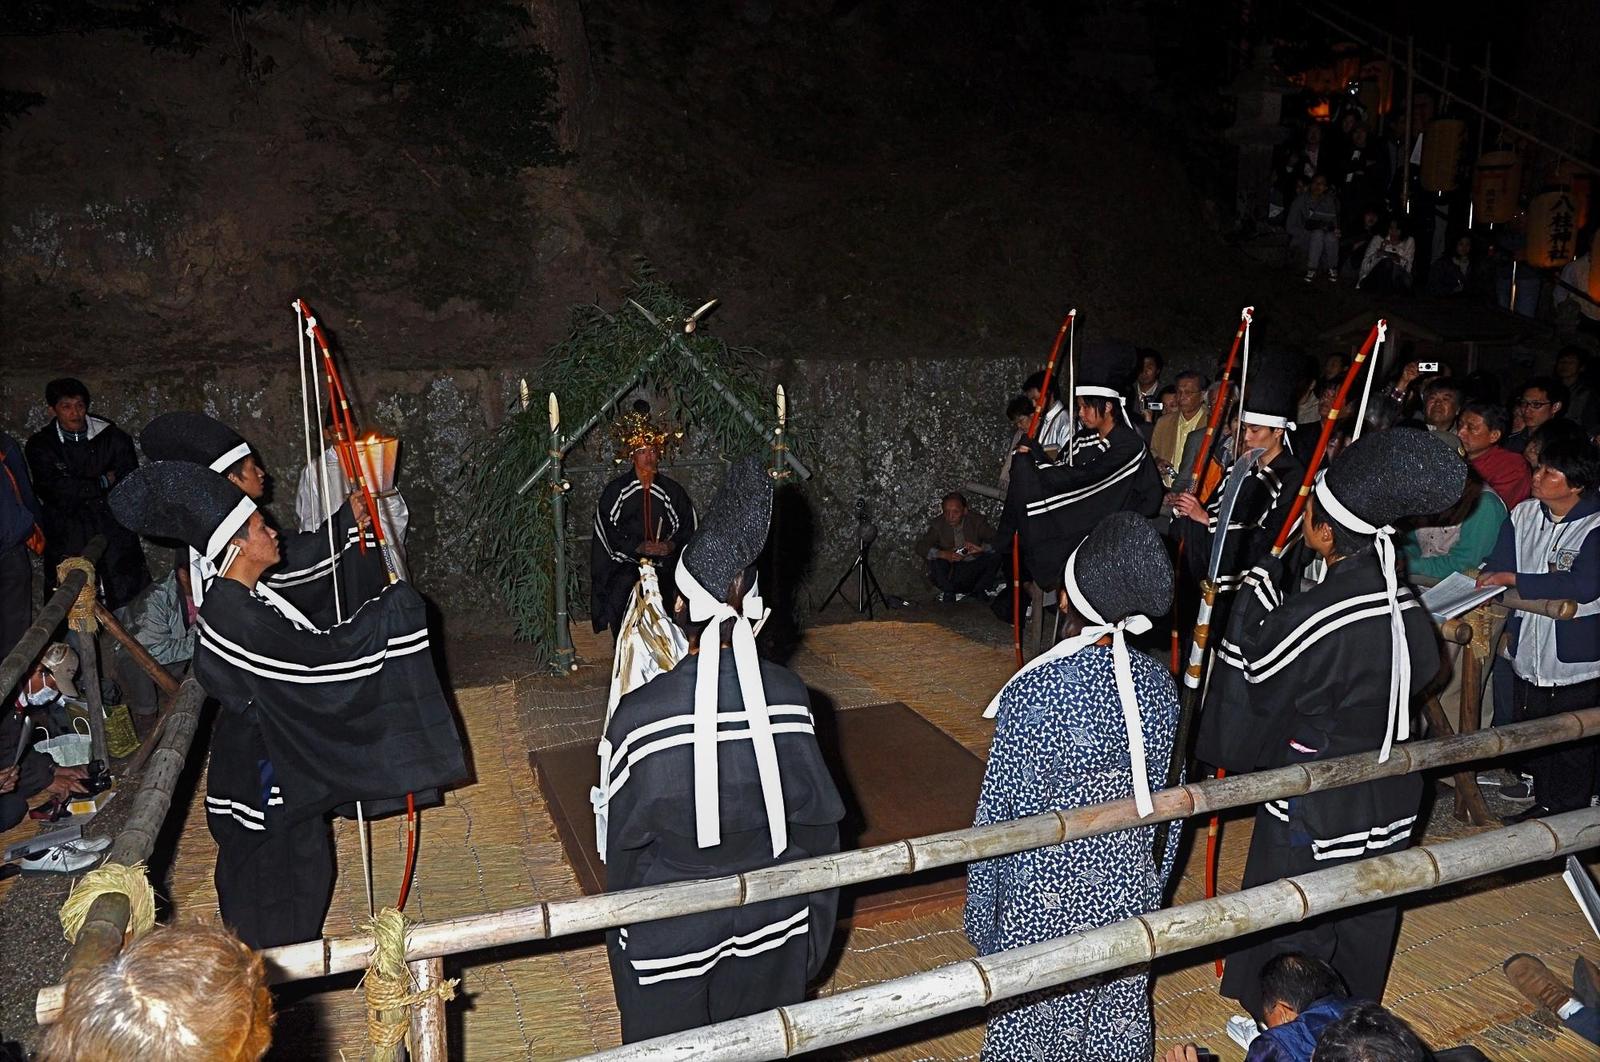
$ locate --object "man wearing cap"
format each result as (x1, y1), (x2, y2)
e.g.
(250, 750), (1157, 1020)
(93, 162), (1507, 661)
(1197, 429), (1464, 1022)
(966, 512), (1181, 1061)
(593, 457), (843, 1042)
(1004, 340), (1164, 591)
(590, 403), (696, 638)
(140, 411), (384, 627)
(110, 462), (466, 948)
(24, 377), (150, 610)
(5, 655), (93, 830)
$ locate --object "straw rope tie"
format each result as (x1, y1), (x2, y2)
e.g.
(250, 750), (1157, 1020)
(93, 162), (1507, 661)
(56, 557), (99, 633)
(59, 862), (157, 943)
(362, 908), (459, 1057)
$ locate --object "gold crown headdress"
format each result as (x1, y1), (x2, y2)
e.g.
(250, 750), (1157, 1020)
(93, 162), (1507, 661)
(610, 403), (682, 462)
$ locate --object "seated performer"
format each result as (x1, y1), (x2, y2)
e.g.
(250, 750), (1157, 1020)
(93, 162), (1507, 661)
(593, 457), (844, 1043)
(140, 411), (385, 625)
(967, 512), (1181, 1062)
(110, 462), (466, 949)
(590, 402), (696, 638)
(1196, 429), (1465, 1022)
(913, 491), (1001, 602)
(1004, 339), (1163, 590)
(1172, 361), (1305, 611)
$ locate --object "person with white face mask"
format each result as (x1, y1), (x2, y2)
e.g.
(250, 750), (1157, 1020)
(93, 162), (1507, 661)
(4, 653), (93, 837)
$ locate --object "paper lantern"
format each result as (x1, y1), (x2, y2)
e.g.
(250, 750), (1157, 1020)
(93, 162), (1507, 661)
(352, 434), (400, 493)
(1419, 119), (1466, 192)
(1526, 191), (1580, 269)
(1554, 160), (1594, 231)
(1472, 151), (1522, 224)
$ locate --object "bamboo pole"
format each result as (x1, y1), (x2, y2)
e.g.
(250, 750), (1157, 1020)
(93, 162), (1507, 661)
(62, 678), (207, 978)
(407, 958), (450, 1062)
(93, 602), (181, 695)
(68, 630), (109, 768)
(548, 397), (576, 673)
(582, 809), (1600, 1061)
(1411, 572), (1577, 620)
(182, 707), (1600, 992)
(0, 536), (105, 702)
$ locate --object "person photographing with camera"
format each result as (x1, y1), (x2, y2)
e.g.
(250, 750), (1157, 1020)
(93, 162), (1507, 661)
(914, 492), (1000, 603)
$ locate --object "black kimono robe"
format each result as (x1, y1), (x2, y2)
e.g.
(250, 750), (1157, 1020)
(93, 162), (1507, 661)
(1195, 551), (1440, 1019)
(1004, 421), (1163, 591)
(25, 416), (150, 609)
(193, 578), (467, 948)
(260, 501), (389, 628)
(590, 470), (696, 635)
(598, 651), (844, 1042)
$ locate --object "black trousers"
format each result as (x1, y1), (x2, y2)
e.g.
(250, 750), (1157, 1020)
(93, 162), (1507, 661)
(1514, 675), (1600, 813)
(0, 542), (31, 659)
(214, 817), (335, 950)
(928, 553), (1001, 596)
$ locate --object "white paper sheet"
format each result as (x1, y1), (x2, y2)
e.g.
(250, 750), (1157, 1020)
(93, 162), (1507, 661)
(1420, 570), (1504, 621)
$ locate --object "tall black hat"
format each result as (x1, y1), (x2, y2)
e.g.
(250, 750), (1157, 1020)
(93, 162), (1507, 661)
(1068, 511), (1175, 623)
(1073, 338), (1138, 397)
(1239, 356), (1301, 429)
(680, 456), (774, 604)
(109, 461), (256, 565)
(140, 412), (253, 473)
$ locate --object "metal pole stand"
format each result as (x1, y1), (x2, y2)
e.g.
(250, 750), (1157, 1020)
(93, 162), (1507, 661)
(817, 537), (893, 619)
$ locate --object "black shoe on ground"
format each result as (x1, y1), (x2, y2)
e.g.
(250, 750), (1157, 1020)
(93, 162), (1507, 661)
(1507, 803), (1554, 824)
(1503, 774), (1535, 800)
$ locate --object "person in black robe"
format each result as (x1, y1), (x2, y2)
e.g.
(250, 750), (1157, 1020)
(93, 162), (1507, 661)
(1171, 360), (1306, 639)
(140, 411), (387, 627)
(24, 378), (150, 609)
(592, 457), (844, 1043)
(1195, 429), (1464, 1022)
(590, 403), (696, 637)
(110, 462), (466, 949)
(1001, 339), (1163, 592)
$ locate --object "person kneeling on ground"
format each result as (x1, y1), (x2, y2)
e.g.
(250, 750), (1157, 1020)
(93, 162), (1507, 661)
(41, 921), (274, 1062)
(914, 492), (1001, 603)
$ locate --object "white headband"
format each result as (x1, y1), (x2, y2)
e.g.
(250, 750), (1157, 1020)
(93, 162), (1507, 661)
(204, 496), (257, 566)
(1075, 385), (1136, 429)
(1313, 472), (1409, 762)
(208, 441), (253, 474)
(983, 546), (1157, 817)
(1241, 411), (1297, 452)
(675, 560), (787, 858)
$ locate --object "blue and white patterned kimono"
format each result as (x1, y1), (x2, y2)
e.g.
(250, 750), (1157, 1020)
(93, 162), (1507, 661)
(964, 644), (1181, 1062)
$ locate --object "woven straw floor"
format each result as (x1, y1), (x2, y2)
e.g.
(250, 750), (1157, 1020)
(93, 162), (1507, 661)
(151, 618), (1600, 1058)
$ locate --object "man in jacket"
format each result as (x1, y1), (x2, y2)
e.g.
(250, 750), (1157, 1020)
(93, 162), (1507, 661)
(1, 430), (42, 656)
(913, 492), (1000, 602)
(24, 378), (149, 610)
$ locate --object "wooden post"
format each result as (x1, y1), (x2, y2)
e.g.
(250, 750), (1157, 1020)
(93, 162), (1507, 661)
(68, 630), (109, 768)
(407, 958), (450, 1062)
(1403, 36), (1415, 216)
(1455, 639), (1493, 825)
(548, 397), (576, 673)
(579, 810), (1600, 1060)
(93, 603), (181, 695)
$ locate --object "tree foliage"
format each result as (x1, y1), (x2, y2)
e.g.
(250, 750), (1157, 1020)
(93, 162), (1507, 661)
(461, 277), (801, 664)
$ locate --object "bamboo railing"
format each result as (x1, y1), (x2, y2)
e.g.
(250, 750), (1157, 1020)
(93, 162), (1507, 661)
(583, 808), (1600, 1060)
(34, 704), (1589, 1020)
(0, 536), (105, 702)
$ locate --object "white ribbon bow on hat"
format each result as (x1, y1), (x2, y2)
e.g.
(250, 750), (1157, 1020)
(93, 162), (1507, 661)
(983, 548), (1158, 817)
(1313, 471), (1410, 763)
(676, 562), (788, 858)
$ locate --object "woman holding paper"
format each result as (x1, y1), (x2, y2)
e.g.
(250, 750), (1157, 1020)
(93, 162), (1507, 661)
(1478, 434), (1600, 821)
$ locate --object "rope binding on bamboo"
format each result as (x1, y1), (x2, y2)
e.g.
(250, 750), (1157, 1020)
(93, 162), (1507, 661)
(55, 556), (99, 633)
(362, 907), (459, 1060)
(59, 862), (157, 944)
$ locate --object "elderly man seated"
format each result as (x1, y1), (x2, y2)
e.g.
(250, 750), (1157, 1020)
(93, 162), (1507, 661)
(914, 492), (1000, 603)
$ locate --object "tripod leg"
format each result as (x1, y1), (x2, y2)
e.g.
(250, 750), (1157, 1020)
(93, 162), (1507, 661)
(858, 547), (871, 618)
(819, 555), (863, 612)
(863, 554), (893, 613)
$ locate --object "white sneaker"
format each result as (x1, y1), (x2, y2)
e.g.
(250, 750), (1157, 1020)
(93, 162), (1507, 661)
(20, 843), (104, 875)
(63, 836), (112, 855)
(1225, 1014), (1262, 1050)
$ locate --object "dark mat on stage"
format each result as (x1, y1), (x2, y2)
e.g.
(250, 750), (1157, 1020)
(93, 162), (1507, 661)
(529, 700), (986, 925)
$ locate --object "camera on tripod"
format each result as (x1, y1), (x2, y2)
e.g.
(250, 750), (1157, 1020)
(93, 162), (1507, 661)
(820, 494), (901, 616)
(853, 497), (878, 547)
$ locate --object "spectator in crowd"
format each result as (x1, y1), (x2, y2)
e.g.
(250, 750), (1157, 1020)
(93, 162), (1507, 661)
(1427, 234), (1483, 297)
(40, 921), (274, 1062)
(111, 551), (196, 718)
(1554, 248), (1600, 338)
(1503, 377), (1568, 455)
(1293, 375), (1354, 461)
(1311, 1003), (1431, 1061)
(1419, 377), (1462, 433)
(1554, 345), (1598, 429)
(1288, 174), (1342, 283)
(1, 430), (42, 658)
(1341, 207), (1384, 279)
(1502, 952), (1600, 1047)
(1338, 126), (1388, 227)
(1134, 348), (1166, 430)
(997, 395), (1034, 493)
(1022, 370), (1070, 459)
(4, 657), (97, 870)
(1151, 371), (1209, 484)
(1357, 217), (1416, 294)
(914, 492), (1000, 603)
(1478, 434), (1600, 822)
(1456, 400), (1531, 509)
(1298, 353), (1348, 426)
(1196, 953), (1356, 1062)
(1373, 360), (1426, 430)
(1525, 419), (1588, 474)
(23, 378), (149, 610)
